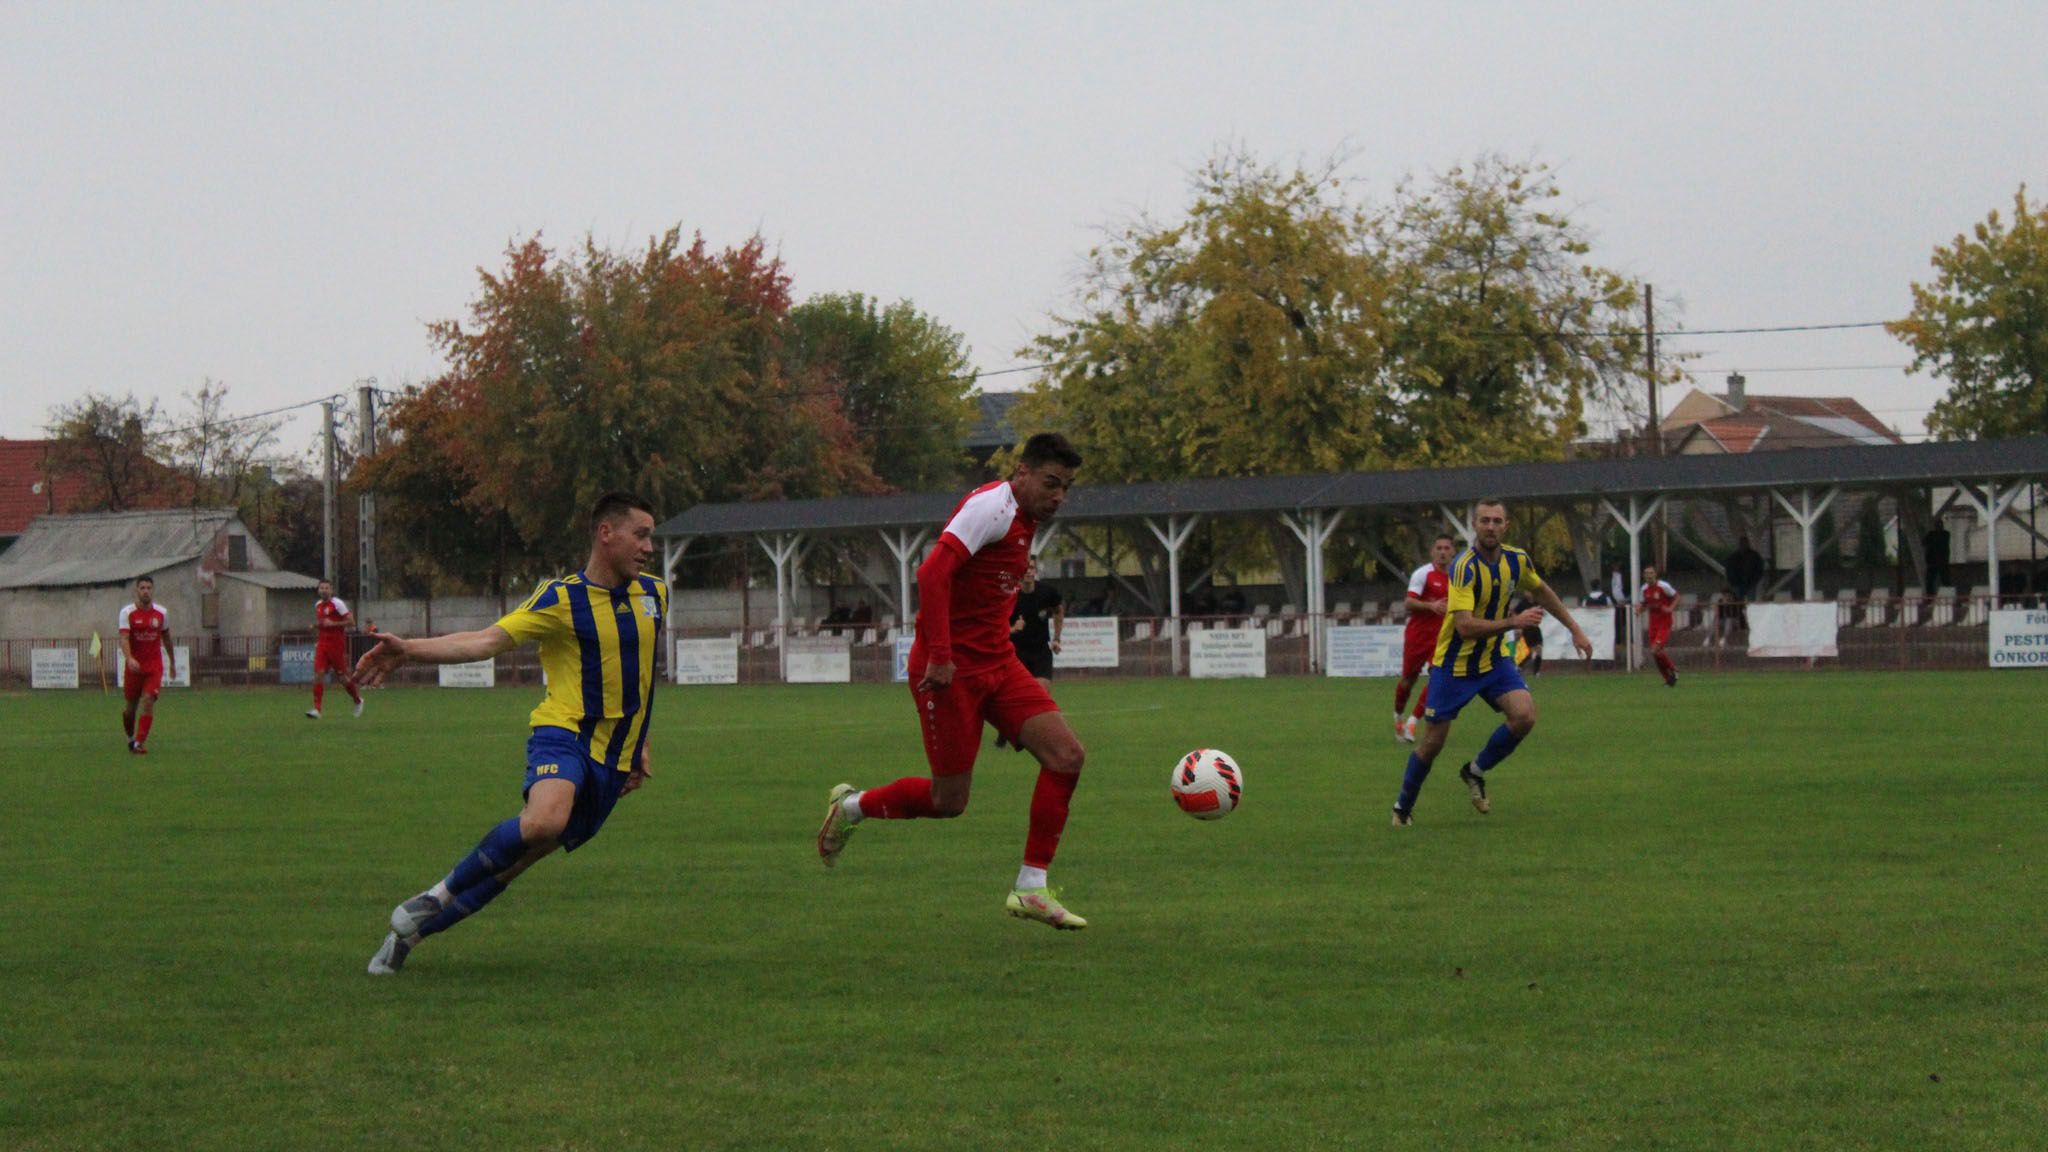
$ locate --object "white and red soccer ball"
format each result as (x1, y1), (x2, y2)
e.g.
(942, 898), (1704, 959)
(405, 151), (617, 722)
(1171, 748), (1243, 820)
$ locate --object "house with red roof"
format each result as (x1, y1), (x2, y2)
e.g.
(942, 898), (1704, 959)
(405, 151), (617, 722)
(0, 440), (88, 554)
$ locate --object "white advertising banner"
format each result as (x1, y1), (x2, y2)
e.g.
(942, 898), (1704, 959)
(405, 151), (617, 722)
(893, 635), (914, 682)
(1541, 612), (1616, 662)
(1324, 625), (1405, 677)
(786, 636), (852, 684)
(1189, 627), (1268, 679)
(31, 648), (79, 689)
(674, 637), (740, 685)
(1746, 603), (1839, 658)
(1988, 609), (2048, 668)
(115, 646), (192, 688)
(1053, 616), (1121, 670)
(437, 660), (497, 687)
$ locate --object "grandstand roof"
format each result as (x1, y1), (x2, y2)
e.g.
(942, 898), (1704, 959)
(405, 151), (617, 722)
(218, 568), (323, 591)
(655, 438), (2048, 539)
(0, 508), (242, 589)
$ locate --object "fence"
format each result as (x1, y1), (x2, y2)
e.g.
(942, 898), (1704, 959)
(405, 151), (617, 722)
(4, 593), (2040, 689)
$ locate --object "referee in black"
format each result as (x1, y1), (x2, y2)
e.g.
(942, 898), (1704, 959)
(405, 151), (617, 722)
(996, 560), (1064, 750)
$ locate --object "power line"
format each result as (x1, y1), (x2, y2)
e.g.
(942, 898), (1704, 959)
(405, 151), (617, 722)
(1679, 363), (1910, 375)
(157, 393), (343, 438)
(1662, 321), (1893, 336)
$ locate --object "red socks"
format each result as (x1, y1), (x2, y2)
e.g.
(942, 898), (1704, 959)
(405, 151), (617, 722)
(313, 682), (325, 710)
(1392, 681), (1412, 714)
(136, 715), (153, 745)
(123, 712), (135, 739)
(1412, 683), (1429, 719)
(858, 777), (937, 819)
(1654, 651), (1676, 680)
(345, 679), (362, 704)
(1024, 769), (1080, 870)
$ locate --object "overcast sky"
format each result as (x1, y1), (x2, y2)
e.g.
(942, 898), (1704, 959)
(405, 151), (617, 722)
(6, 2), (2043, 460)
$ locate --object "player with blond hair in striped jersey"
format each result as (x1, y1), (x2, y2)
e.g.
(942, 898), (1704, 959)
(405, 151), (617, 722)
(356, 492), (667, 974)
(1391, 498), (1593, 826)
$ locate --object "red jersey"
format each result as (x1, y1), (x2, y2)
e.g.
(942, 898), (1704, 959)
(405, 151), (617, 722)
(1404, 562), (1450, 645)
(118, 602), (169, 668)
(916, 479), (1038, 672)
(1640, 580), (1677, 623)
(315, 596), (353, 648)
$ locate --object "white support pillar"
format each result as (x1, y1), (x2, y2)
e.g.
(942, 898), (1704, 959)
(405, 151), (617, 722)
(755, 532), (804, 681)
(1281, 509), (1345, 673)
(879, 527), (931, 626)
(1145, 514), (1201, 675)
(1601, 494), (1665, 671)
(1955, 480), (2019, 606)
(1770, 487), (1839, 600)
(1440, 503), (1475, 547)
(1032, 522), (1064, 562)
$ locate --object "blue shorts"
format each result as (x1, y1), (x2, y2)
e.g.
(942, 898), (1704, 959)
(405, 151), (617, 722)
(1422, 660), (1529, 723)
(523, 727), (629, 852)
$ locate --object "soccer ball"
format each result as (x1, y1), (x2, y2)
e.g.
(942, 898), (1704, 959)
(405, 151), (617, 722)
(1171, 749), (1244, 820)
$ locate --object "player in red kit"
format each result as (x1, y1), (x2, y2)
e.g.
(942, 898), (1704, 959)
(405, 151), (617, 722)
(307, 579), (365, 718)
(1640, 564), (1679, 687)
(118, 576), (175, 754)
(1392, 534), (1457, 742)
(815, 433), (1092, 929)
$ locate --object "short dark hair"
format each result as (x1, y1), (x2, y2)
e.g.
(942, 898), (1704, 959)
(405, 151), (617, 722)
(1435, 533), (1458, 546)
(591, 491), (653, 533)
(1019, 432), (1082, 470)
(1474, 497), (1507, 515)
(136, 576), (153, 588)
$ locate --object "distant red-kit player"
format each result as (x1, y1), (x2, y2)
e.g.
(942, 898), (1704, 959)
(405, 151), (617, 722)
(119, 576), (175, 754)
(1640, 565), (1679, 687)
(309, 579), (365, 718)
(815, 432), (1093, 929)
(1392, 534), (1458, 742)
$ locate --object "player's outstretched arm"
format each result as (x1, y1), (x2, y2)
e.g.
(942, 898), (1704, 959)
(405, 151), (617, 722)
(1532, 584), (1594, 659)
(624, 742), (652, 796)
(354, 625), (517, 687)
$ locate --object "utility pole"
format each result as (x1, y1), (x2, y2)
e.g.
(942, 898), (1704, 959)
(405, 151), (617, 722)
(321, 399), (337, 585)
(356, 380), (379, 600)
(1644, 284), (1659, 455)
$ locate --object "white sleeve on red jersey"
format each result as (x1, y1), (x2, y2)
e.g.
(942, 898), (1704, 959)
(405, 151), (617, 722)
(156, 605), (167, 628)
(1657, 580), (1677, 602)
(118, 603), (134, 632)
(1406, 563), (1433, 599)
(329, 597), (350, 619)
(939, 484), (1019, 557)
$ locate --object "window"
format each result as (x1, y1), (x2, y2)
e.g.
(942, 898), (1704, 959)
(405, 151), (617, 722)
(227, 534), (250, 572)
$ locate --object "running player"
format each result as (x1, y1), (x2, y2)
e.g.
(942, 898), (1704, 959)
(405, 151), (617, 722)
(1640, 564), (1679, 687)
(357, 492), (665, 975)
(118, 577), (175, 755)
(1392, 534), (1456, 742)
(307, 579), (365, 718)
(815, 433), (1091, 929)
(1391, 499), (1593, 825)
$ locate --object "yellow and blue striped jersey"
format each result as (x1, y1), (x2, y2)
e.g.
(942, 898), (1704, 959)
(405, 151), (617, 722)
(1432, 545), (1545, 677)
(496, 571), (668, 770)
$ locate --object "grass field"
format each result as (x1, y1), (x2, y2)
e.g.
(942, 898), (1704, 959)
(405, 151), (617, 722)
(3, 671), (2043, 1150)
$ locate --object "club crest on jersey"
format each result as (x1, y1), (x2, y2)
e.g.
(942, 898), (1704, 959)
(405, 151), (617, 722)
(638, 594), (659, 618)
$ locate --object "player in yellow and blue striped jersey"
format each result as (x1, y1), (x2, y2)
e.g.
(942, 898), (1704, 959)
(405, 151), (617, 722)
(356, 492), (666, 975)
(1392, 497), (1593, 826)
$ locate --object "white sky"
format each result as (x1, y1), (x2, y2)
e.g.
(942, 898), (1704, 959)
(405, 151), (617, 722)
(5, 2), (2044, 459)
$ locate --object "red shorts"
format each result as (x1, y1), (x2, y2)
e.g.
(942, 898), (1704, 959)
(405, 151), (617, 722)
(1646, 619), (1672, 648)
(909, 652), (1059, 778)
(1401, 633), (1436, 681)
(124, 665), (164, 701)
(315, 643), (352, 675)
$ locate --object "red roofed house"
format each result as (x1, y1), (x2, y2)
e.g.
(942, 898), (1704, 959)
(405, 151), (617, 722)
(1660, 374), (1903, 454)
(0, 440), (89, 555)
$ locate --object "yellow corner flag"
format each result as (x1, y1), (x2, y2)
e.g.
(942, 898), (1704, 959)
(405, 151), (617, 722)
(90, 631), (103, 658)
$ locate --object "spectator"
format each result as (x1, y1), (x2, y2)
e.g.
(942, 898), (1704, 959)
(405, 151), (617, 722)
(1726, 535), (1764, 635)
(1922, 522), (1952, 595)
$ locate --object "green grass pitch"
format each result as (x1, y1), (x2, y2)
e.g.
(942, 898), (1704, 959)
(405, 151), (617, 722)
(4, 671), (2043, 1150)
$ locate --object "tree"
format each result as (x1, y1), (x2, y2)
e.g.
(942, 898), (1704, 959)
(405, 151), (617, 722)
(1020, 149), (1392, 483)
(1890, 185), (2048, 440)
(1374, 156), (1659, 465)
(782, 293), (978, 491)
(365, 228), (888, 581)
(43, 392), (182, 511)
